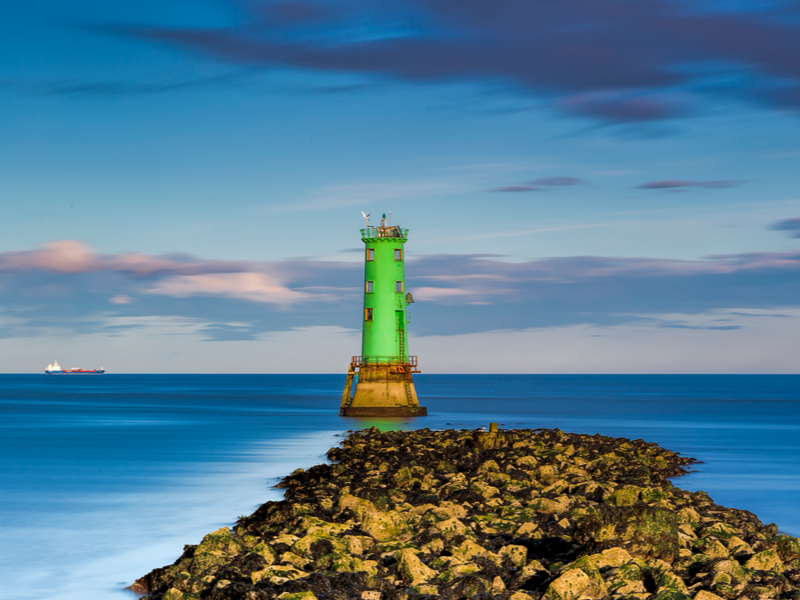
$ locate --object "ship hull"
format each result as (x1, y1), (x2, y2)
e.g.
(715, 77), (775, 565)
(44, 370), (105, 374)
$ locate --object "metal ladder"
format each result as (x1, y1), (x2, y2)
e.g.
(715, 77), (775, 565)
(396, 327), (415, 405)
(397, 327), (406, 359)
(403, 375), (414, 406)
(340, 364), (357, 413)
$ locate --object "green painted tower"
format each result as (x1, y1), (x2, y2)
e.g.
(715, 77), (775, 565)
(341, 213), (427, 417)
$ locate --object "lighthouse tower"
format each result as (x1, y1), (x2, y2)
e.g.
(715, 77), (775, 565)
(340, 214), (427, 417)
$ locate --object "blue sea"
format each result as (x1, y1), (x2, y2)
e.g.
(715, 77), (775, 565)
(2, 374), (799, 600)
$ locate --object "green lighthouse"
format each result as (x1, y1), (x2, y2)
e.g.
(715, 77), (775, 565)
(340, 213), (427, 417)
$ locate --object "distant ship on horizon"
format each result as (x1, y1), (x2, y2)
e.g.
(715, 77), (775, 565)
(44, 360), (105, 375)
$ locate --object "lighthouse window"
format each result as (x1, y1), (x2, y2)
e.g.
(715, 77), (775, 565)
(365, 308), (373, 321)
(395, 281), (403, 293)
(366, 248), (375, 261)
(394, 249), (402, 261)
(366, 281), (373, 293)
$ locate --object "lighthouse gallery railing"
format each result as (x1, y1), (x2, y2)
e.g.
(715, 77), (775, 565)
(351, 355), (417, 367)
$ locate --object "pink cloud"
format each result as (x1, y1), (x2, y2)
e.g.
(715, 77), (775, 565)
(146, 273), (312, 305)
(0, 240), (94, 273)
(412, 286), (474, 301)
(0, 241), (315, 306)
(0, 240), (248, 277)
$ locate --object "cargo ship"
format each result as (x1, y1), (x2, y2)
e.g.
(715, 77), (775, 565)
(44, 360), (105, 374)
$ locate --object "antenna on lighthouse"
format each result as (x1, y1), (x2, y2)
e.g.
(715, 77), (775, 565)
(361, 211), (371, 227)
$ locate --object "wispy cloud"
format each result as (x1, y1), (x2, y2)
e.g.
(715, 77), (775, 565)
(489, 185), (541, 193)
(636, 179), (742, 189)
(529, 176), (584, 187)
(0, 72), (254, 97)
(770, 217), (800, 238)
(488, 175), (584, 193)
(103, 0), (800, 123)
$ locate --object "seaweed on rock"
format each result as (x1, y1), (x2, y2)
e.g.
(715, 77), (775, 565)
(131, 427), (800, 600)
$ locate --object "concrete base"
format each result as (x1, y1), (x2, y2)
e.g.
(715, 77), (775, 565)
(341, 362), (427, 417)
(351, 379), (419, 406)
(341, 405), (428, 417)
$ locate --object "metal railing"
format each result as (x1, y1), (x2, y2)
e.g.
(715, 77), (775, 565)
(352, 355), (417, 367)
(361, 226), (408, 240)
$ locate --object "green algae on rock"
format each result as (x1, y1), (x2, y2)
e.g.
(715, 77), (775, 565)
(131, 427), (800, 600)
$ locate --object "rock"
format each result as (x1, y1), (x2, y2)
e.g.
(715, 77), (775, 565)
(529, 496), (571, 514)
(516, 456), (538, 470)
(199, 528), (243, 556)
(261, 566), (305, 585)
(420, 538), (444, 556)
(469, 479), (500, 501)
(361, 511), (410, 542)
(609, 485), (641, 507)
(435, 562), (480, 583)
(694, 538), (729, 558)
(516, 521), (539, 537)
(701, 522), (737, 538)
(640, 487), (670, 505)
(676, 507), (701, 527)
(431, 501), (468, 520)
(474, 424), (507, 450)
(725, 535), (753, 555)
(655, 567), (689, 595)
(535, 465), (559, 484)
(746, 548), (784, 572)
(337, 494), (376, 520)
(613, 579), (647, 596)
(777, 534), (800, 562)
(591, 547), (633, 569)
(563, 555), (608, 598)
(694, 591), (726, 600)
(451, 539), (493, 562)
(516, 559), (547, 583)
(434, 516), (471, 541)
(395, 548), (436, 586)
(250, 542), (277, 566)
(581, 505), (680, 561)
(499, 544), (527, 569)
(478, 459), (501, 474)
(542, 568), (593, 600)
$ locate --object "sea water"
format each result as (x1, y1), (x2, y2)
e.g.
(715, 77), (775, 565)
(1, 374), (799, 600)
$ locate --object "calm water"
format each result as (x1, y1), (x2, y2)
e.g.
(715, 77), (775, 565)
(2, 374), (799, 599)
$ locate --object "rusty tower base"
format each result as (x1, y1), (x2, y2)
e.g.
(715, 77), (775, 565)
(341, 357), (427, 417)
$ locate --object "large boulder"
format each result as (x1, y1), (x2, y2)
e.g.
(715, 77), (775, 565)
(578, 505), (680, 561)
(395, 548), (436, 586)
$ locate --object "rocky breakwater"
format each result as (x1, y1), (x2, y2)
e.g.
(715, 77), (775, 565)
(132, 426), (800, 600)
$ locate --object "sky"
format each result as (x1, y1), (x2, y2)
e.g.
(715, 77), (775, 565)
(3, 0), (800, 373)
